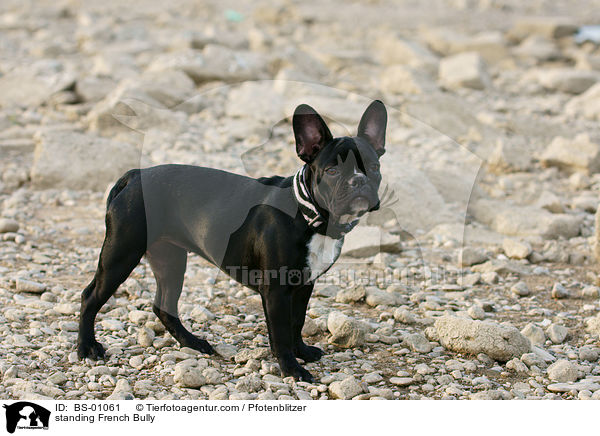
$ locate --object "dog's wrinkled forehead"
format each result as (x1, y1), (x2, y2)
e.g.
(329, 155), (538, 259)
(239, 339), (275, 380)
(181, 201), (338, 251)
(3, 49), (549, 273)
(313, 136), (378, 172)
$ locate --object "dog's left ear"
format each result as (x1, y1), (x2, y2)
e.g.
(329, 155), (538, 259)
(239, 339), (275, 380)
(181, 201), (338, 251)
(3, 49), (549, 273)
(357, 100), (387, 157)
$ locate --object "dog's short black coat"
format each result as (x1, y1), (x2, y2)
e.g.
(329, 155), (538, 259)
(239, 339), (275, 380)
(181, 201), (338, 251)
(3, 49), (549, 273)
(77, 100), (387, 381)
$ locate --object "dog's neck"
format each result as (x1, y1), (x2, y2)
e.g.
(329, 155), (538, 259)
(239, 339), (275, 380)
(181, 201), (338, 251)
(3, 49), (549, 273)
(292, 164), (359, 239)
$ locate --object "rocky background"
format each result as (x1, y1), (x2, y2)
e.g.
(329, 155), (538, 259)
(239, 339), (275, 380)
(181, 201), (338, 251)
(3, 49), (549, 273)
(2, 0), (600, 400)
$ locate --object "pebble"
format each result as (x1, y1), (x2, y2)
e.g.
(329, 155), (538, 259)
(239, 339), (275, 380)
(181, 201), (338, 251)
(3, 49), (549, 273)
(328, 377), (364, 400)
(547, 360), (579, 383)
(551, 283), (569, 299)
(404, 333), (433, 354)
(15, 279), (47, 294)
(511, 281), (531, 297)
(521, 323), (546, 346)
(546, 324), (568, 344)
(137, 327), (155, 348)
(0, 218), (19, 233)
(390, 377), (414, 387)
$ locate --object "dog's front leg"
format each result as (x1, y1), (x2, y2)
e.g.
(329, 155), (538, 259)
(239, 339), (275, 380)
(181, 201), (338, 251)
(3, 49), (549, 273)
(292, 284), (324, 363)
(261, 286), (314, 382)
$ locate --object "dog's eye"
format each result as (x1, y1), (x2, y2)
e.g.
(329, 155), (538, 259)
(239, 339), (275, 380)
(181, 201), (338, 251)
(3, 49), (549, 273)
(370, 163), (380, 171)
(325, 167), (339, 176)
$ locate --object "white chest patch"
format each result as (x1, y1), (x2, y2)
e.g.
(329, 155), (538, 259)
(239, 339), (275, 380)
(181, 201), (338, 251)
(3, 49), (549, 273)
(306, 234), (343, 282)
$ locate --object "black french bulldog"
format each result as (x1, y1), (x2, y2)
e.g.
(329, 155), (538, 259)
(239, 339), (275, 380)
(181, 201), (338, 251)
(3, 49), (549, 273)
(77, 100), (387, 382)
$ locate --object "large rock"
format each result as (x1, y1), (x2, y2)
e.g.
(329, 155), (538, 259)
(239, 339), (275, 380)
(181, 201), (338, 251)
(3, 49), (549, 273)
(502, 239), (532, 260)
(565, 83), (600, 121)
(487, 138), (531, 173)
(439, 52), (490, 90)
(434, 315), (530, 362)
(374, 34), (439, 73)
(31, 131), (140, 191)
(470, 199), (582, 239)
(327, 311), (366, 348)
(341, 226), (401, 258)
(147, 45), (268, 84)
(512, 35), (562, 63)
(535, 68), (599, 94)
(86, 72), (193, 134)
(508, 17), (577, 41)
(225, 82), (285, 122)
(421, 28), (508, 64)
(541, 134), (600, 174)
(0, 59), (75, 108)
(380, 65), (436, 95)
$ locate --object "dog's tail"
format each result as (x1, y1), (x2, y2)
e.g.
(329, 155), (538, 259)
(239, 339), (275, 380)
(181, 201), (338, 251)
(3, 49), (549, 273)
(106, 169), (139, 209)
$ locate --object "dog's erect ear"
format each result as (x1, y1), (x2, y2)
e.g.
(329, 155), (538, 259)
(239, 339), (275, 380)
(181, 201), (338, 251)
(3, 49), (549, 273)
(357, 100), (387, 157)
(293, 104), (333, 163)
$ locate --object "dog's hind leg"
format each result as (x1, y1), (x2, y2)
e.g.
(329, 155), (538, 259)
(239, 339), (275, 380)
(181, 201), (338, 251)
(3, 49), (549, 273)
(147, 241), (213, 354)
(77, 209), (146, 360)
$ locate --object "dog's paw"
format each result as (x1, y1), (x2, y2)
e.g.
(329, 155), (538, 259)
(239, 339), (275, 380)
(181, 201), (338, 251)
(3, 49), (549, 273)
(181, 336), (214, 355)
(296, 343), (324, 363)
(77, 339), (105, 360)
(279, 358), (315, 383)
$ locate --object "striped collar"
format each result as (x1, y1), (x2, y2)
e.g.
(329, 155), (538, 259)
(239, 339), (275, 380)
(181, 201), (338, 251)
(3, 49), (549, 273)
(293, 165), (324, 228)
(292, 165), (358, 238)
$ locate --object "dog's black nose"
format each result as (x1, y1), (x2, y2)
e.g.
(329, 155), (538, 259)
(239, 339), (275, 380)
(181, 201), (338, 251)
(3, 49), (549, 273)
(349, 173), (367, 188)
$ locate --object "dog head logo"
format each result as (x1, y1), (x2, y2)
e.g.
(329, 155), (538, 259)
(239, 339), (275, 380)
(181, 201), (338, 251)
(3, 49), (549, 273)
(3, 402), (50, 433)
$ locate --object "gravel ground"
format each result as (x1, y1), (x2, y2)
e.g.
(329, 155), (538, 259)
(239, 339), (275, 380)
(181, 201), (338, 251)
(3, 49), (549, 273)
(1, 0), (600, 400)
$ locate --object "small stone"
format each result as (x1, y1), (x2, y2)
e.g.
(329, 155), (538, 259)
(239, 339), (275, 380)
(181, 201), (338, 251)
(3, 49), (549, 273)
(520, 323), (546, 346)
(137, 327), (155, 348)
(55, 303), (78, 315)
(327, 311), (366, 348)
(404, 333), (433, 354)
(15, 279), (47, 294)
(214, 344), (238, 360)
(547, 360), (579, 383)
(579, 347), (599, 362)
(506, 358), (528, 373)
(467, 305), (485, 320)
(581, 286), (599, 299)
(393, 308), (416, 324)
(48, 372), (67, 385)
(585, 314), (600, 337)
(365, 287), (397, 307)
(390, 377), (414, 387)
(546, 324), (568, 344)
(459, 247), (488, 267)
(536, 191), (564, 213)
(541, 134), (600, 175)
(335, 286), (366, 304)
(129, 356), (144, 369)
(0, 218), (19, 233)
(101, 319), (124, 331)
(511, 281), (531, 297)
(173, 362), (206, 388)
(301, 317), (319, 336)
(439, 52), (490, 90)
(502, 239), (532, 260)
(551, 283), (569, 299)
(128, 310), (149, 324)
(328, 377), (364, 400)
(565, 82), (600, 121)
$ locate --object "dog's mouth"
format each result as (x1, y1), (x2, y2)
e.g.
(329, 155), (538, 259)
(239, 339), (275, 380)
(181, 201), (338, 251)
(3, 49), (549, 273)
(350, 196), (370, 214)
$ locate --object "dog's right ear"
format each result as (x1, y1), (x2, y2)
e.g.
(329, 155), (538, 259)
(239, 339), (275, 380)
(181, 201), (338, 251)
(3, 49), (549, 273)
(293, 104), (333, 163)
